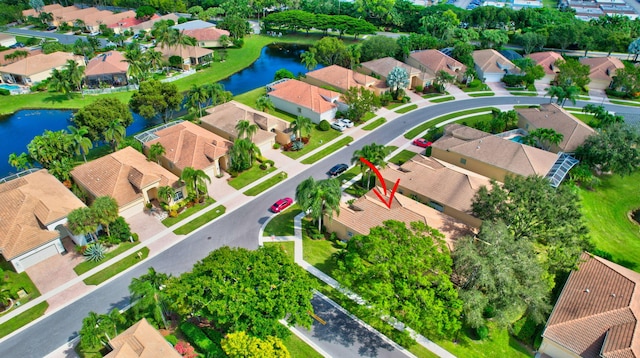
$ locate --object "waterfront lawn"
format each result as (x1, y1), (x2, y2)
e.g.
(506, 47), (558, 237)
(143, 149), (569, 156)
(0, 301), (48, 339)
(161, 197), (216, 227)
(228, 164), (277, 190)
(0, 259), (40, 310)
(244, 172), (288, 196)
(173, 205), (227, 235)
(283, 129), (340, 159)
(83, 247), (150, 286)
(263, 205), (302, 237)
(301, 136), (353, 164)
(389, 150), (418, 165)
(73, 241), (140, 275)
(233, 87), (266, 109)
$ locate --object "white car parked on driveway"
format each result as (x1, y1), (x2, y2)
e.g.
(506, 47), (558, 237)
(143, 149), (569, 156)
(330, 121), (348, 132)
(337, 118), (354, 128)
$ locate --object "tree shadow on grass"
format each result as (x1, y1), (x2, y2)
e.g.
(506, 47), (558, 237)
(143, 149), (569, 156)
(42, 93), (73, 104)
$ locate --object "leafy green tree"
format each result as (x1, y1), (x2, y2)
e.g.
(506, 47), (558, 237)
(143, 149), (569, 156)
(274, 68), (295, 81)
(79, 311), (107, 350)
(129, 267), (170, 329)
(342, 86), (381, 122)
(67, 126), (92, 162)
(27, 130), (75, 169)
(91, 196), (119, 237)
(386, 66), (409, 99)
(479, 29), (509, 49)
(129, 80), (183, 123)
(29, 0), (44, 12)
(335, 220), (462, 338)
(73, 98), (133, 141)
(549, 22), (579, 52)
(48, 157), (74, 182)
(204, 83), (232, 106)
(555, 58), (591, 89)
(515, 31), (547, 55)
(355, 0), (396, 22)
(180, 166), (211, 200)
(472, 175), (591, 274)
(148, 142), (165, 164)
(576, 123), (640, 176)
(610, 62), (640, 98)
(453, 221), (553, 329)
(222, 331), (290, 358)
(165, 246), (315, 338)
(295, 177), (341, 231)
(218, 15), (250, 38)
(434, 70), (456, 93)
(135, 5), (156, 20)
(103, 120), (126, 152)
(351, 143), (388, 189)
(8, 152), (33, 171)
(513, 58), (545, 86)
(359, 35), (400, 62)
(235, 120), (258, 140)
(99, 308), (126, 339)
(291, 115), (313, 140)
(310, 37), (349, 67)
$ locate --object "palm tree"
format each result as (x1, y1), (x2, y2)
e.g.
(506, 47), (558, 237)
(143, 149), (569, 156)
(255, 95), (275, 113)
(560, 85), (580, 107)
(8, 152), (32, 171)
(38, 11), (53, 27)
(229, 138), (260, 172)
(148, 142), (165, 164)
(295, 177), (342, 231)
(68, 125), (92, 162)
(291, 116), (313, 140)
(99, 308), (125, 339)
(152, 21), (173, 49)
(74, 18), (86, 31)
(235, 119), (258, 140)
(67, 207), (99, 243)
(123, 48), (147, 84)
(204, 83), (228, 106)
(300, 49), (318, 71)
(129, 267), (170, 329)
(545, 85), (564, 104)
(104, 120), (126, 152)
(79, 311), (107, 349)
(144, 49), (163, 73)
(48, 157), (74, 182)
(158, 185), (176, 205)
(180, 167), (211, 201)
(351, 143), (388, 189)
(187, 84), (209, 118)
(48, 68), (72, 98)
(91, 196), (119, 237)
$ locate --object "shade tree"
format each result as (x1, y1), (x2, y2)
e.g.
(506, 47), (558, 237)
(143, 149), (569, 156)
(73, 98), (133, 141)
(342, 86), (381, 122)
(129, 80), (183, 123)
(575, 123), (640, 176)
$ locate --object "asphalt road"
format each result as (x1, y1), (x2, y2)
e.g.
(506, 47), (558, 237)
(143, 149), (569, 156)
(5, 28), (108, 46)
(0, 97), (631, 358)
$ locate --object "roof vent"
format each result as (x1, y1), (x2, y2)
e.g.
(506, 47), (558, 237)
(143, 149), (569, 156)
(584, 288), (590, 293)
(611, 293), (616, 298)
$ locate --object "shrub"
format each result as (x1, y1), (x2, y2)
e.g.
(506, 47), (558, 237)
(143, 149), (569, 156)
(174, 340), (197, 358)
(202, 328), (225, 357)
(259, 163), (268, 170)
(476, 325), (489, 340)
(0, 89), (9, 96)
(511, 316), (539, 344)
(179, 322), (216, 354)
(83, 243), (107, 262)
(301, 137), (309, 144)
(292, 141), (304, 151)
(401, 96), (410, 103)
(109, 217), (132, 242)
(318, 120), (330, 131)
(414, 85), (424, 92)
(165, 334), (178, 346)
(502, 74), (525, 88)
(178, 17), (188, 24)
(468, 79), (482, 88)
(131, 233), (139, 242)
(233, 38), (244, 48)
(265, 159), (274, 167)
(272, 142), (281, 149)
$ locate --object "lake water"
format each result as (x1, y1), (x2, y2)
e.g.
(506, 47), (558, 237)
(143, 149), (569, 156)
(0, 43), (315, 178)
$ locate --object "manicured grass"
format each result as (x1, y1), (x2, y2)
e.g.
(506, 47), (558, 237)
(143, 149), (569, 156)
(430, 96), (455, 103)
(577, 96), (591, 101)
(336, 165), (361, 183)
(0, 260), (40, 310)
(468, 92), (495, 97)
(301, 136), (353, 164)
(283, 129), (341, 159)
(244, 172), (288, 196)
(570, 113), (595, 125)
(579, 172), (640, 270)
(161, 197), (215, 227)
(233, 87), (265, 109)
(73, 241), (141, 275)
(83, 247), (150, 286)
(510, 92), (538, 96)
(404, 107), (499, 139)
(543, 0), (558, 7)
(461, 85), (491, 92)
(422, 93), (444, 98)
(263, 241), (296, 262)
(228, 164), (277, 190)
(433, 323), (531, 358)
(0, 90), (134, 116)
(272, 108), (299, 122)
(361, 112), (376, 122)
(362, 117), (386, 130)
(385, 102), (404, 110)
(458, 114), (494, 128)
(282, 332), (324, 358)
(610, 99), (640, 107)
(173, 205), (226, 235)
(389, 150), (418, 165)
(263, 205), (302, 237)
(302, 233), (340, 276)
(395, 104), (418, 114)
(0, 301), (48, 339)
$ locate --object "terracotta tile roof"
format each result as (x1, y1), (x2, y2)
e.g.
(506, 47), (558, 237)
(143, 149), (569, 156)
(107, 14), (160, 29)
(0, 48), (42, 66)
(106, 318), (181, 358)
(527, 51), (563, 75)
(158, 44), (213, 60)
(472, 49), (518, 75)
(0, 51), (83, 76)
(81, 9), (121, 27)
(517, 103), (596, 152)
(183, 27), (230, 41)
(85, 51), (128, 76)
(268, 79), (339, 114)
(378, 155), (491, 216)
(0, 170), (86, 260)
(579, 57), (625, 82)
(432, 124), (559, 177)
(542, 253), (640, 358)
(86, 10), (136, 27)
(131, 14), (180, 32)
(71, 146), (179, 207)
(409, 49), (467, 77)
(146, 121), (231, 172)
(361, 57), (422, 77)
(22, 4), (64, 17)
(329, 190), (473, 246)
(200, 100), (287, 138)
(0, 33), (15, 43)
(305, 65), (380, 92)
(54, 7), (101, 24)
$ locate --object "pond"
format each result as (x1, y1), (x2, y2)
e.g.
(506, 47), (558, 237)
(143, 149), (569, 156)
(0, 43), (315, 178)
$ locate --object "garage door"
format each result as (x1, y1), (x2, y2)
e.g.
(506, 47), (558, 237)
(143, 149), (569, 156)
(17, 243), (59, 270)
(120, 203), (143, 219)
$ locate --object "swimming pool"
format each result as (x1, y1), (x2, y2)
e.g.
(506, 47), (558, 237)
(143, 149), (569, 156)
(0, 84), (20, 91)
(510, 135), (525, 143)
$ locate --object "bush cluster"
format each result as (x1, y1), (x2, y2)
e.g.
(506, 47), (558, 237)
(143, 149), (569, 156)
(179, 322), (217, 354)
(318, 120), (331, 131)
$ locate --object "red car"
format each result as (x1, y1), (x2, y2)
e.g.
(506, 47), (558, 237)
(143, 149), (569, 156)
(413, 138), (433, 148)
(270, 197), (293, 213)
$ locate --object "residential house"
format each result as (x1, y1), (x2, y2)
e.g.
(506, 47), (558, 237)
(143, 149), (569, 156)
(472, 49), (518, 82)
(406, 49), (468, 83)
(431, 123), (560, 182)
(84, 51), (129, 88)
(107, 14), (161, 34)
(183, 27), (231, 48)
(199, 100), (291, 151)
(302, 65), (384, 95)
(158, 44), (213, 71)
(22, 4), (64, 18)
(0, 169), (86, 273)
(377, 155), (490, 228)
(105, 318), (181, 358)
(0, 33), (16, 48)
(71, 146), (185, 219)
(138, 120), (232, 179)
(516, 103), (596, 152)
(579, 56), (625, 90)
(266, 79), (341, 123)
(84, 10), (137, 34)
(358, 57), (431, 89)
(172, 20), (215, 31)
(538, 252), (640, 358)
(0, 48), (42, 67)
(527, 51), (564, 84)
(130, 14), (180, 33)
(50, 6), (102, 27)
(0, 51), (84, 85)
(324, 190), (473, 249)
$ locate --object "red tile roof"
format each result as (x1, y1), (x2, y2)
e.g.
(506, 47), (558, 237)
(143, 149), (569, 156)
(85, 51), (128, 76)
(183, 27), (230, 41)
(527, 51), (564, 75)
(268, 79), (339, 114)
(579, 57), (625, 82)
(107, 14), (160, 29)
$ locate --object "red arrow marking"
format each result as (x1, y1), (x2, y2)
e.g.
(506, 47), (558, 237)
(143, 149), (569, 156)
(359, 157), (401, 209)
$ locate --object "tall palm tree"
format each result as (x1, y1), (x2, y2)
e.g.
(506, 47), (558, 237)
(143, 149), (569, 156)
(91, 196), (119, 237)
(204, 83), (227, 106)
(152, 21), (173, 49)
(48, 68), (72, 98)
(291, 116), (313, 140)
(79, 311), (107, 349)
(68, 125), (92, 162)
(104, 120), (126, 152)
(295, 177), (342, 231)
(560, 85), (580, 107)
(99, 308), (125, 339)
(300, 49), (318, 71)
(545, 85), (564, 104)
(255, 95), (275, 113)
(129, 267), (170, 329)
(148, 142), (165, 164)
(187, 84), (209, 118)
(180, 166), (211, 201)
(123, 48), (147, 84)
(67, 207), (99, 242)
(158, 185), (176, 205)
(235, 119), (258, 140)
(351, 143), (388, 189)
(144, 49), (163, 73)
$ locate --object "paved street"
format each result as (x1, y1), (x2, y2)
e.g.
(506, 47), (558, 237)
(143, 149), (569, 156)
(4, 28), (108, 46)
(0, 95), (633, 357)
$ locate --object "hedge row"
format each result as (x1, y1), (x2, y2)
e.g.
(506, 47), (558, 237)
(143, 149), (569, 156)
(179, 322), (217, 354)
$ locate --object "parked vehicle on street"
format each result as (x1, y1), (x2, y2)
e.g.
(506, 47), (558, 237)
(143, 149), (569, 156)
(270, 197), (293, 213)
(328, 163), (349, 176)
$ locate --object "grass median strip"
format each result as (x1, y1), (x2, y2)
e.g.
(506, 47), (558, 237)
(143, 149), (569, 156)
(83, 247), (150, 286)
(430, 96), (455, 103)
(610, 99), (640, 107)
(73, 241), (140, 275)
(362, 117), (386, 130)
(162, 197), (215, 227)
(244, 172), (288, 196)
(228, 164), (277, 190)
(301, 136), (354, 164)
(404, 107), (499, 139)
(0, 301), (48, 339)
(263, 205), (302, 237)
(468, 92), (495, 97)
(395, 104), (418, 114)
(510, 92), (538, 96)
(173, 205), (227, 235)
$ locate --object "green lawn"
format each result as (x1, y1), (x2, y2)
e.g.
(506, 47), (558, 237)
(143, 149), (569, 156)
(73, 241), (141, 275)
(263, 205), (303, 237)
(510, 92), (538, 96)
(263, 241), (296, 262)
(431, 96), (455, 103)
(301, 136), (353, 164)
(609, 99), (640, 107)
(282, 330), (324, 358)
(244, 172), (288, 196)
(173, 205), (226, 235)
(385, 102), (404, 110)
(161, 197), (215, 227)
(0, 260), (40, 310)
(0, 301), (48, 339)
(404, 107), (499, 139)
(395, 104), (418, 114)
(83, 247), (150, 286)
(361, 112), (376, 122)
(302, 234), (340, 276)
(458, 114), (494, 128)
(433, 323), (532, 358)
(283, 130), (341, 159)
(579, 172), (640, 270)
(362, 117), (386, 130)
(422, 93), (444, 99)
(228, 164), (278, 190)
(389, 150), (418, 165)
(461, 85), (491, 92)
(468, 92), (495, 97)
(233, 87), (265, 109)
(542, 0), (558, 7)
(336, 165), (361, 183)
(570, 113), (595, 125)
(272, 108), (299, 122)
